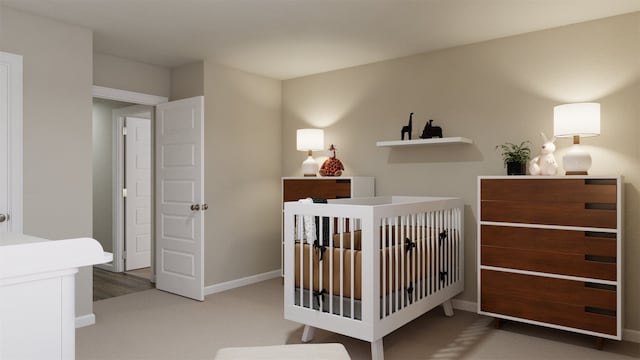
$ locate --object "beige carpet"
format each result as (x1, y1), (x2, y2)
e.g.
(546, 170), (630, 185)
(77, 278), (639, 360)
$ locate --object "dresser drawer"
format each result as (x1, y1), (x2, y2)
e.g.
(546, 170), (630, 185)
(480, 178), (617, 203)
(283, 179), (351, 202)
(480, 178), (617, 228)
(481, 225), (617, 280)
(480, 201), (616, 228)
(481, 270), (617, 335)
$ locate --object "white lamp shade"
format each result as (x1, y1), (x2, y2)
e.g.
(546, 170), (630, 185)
(296, 129), (324, 151)
(553, 103), (601, 138)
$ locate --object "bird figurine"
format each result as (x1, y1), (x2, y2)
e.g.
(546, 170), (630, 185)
(319, 144), (344, 176)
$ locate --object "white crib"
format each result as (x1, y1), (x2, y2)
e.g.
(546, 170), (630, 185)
(283, 196), (464, 360)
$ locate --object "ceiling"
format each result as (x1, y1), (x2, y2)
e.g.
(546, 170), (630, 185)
(2, 0), (639, 80)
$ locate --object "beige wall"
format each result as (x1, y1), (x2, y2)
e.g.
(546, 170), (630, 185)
(91, 98), (134, 252)
(94, 52), (171, 97)
(203, 61), (282, 285)
(282, 13), (640, 331)
(0, 6), (95, 317)
(171, 61), (204, 100)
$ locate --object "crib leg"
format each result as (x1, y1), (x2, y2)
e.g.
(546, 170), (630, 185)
(371, 338), (384, 360)
(442, 299), (454, 317)
(301, 325), (315, 343)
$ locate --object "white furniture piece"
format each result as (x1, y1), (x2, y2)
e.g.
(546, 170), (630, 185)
(281, 176), (375, 274)
(284, 196), (464, 360)
(0, 233), (112, 360)
(477, 176), (622, 348)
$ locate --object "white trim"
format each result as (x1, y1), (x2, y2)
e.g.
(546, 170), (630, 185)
(92, 85), (167, 105)
(75, 313), (96, 328)
(0, 51), (23, 233)
(451, 299), (476, 313)
(94, 263), (114, 272)
(204, 270), (281, 296)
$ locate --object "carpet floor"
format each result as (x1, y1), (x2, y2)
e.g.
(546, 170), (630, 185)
(77, 278), (639, 359)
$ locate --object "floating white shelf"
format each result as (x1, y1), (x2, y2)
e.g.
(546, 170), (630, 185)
(376, 137), (473, 148)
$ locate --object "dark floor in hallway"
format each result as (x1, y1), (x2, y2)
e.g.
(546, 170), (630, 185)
(93, 267), (154, 301)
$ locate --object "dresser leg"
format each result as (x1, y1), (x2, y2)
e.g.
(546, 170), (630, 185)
(595, 337), (604, 350)
(494, 318), (502, 329)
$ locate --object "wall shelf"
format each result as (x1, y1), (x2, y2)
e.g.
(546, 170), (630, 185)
(376, 137), (473, 148)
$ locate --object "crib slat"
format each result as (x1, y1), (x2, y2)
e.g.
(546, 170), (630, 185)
(328, 216), (333, 315)
(297, 215), (303, 307)
(400, 215), (405, 310)
(394, 216), (399, 314)
(381, 217), (387, 318)
(339, 218), (344, 316)
(437, 210), (442, 291)
(457, 208), (461, 282)
(350, 217), (355, 319)
(420, 213), (425, 299)
(430, 211), (434, 295)
(308, 227), (314, 310)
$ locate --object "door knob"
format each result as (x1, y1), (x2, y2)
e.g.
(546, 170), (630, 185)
(0, 214), (7, 222)
(201, 204), (208, 211)
(190, 204), (200, 211)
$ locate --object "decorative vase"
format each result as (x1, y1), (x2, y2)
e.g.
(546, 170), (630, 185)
(506, 161), (526, 175)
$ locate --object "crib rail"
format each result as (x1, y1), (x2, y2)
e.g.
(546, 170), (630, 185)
(283, 196), (464, 343)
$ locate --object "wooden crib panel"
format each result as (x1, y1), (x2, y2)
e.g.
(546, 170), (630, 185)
(294, 242), (431, 300)
(332, 230), (362, 250)
(294, 243), (322, 292)
(294, 243), (362, 298)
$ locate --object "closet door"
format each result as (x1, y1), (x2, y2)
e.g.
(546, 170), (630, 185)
(124, 116), (152, 270)
(0, 51), (22, 233)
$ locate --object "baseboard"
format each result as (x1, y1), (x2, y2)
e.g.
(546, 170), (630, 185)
(94, 263), (114, 272)
(75, 313), (95, 328)
(451, 299), (476, 313)
(204, 269), (281, 296)
(451, 299), (639, 343)
(623, 328), (640, 343)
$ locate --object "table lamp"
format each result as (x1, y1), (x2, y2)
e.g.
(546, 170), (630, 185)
(296, 129), (324, 176)
(553, 102), (600, 175)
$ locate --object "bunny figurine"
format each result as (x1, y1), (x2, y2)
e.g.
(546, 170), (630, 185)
(529, 132), (558, 176)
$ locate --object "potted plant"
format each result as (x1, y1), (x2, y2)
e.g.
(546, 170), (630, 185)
(496, 141), (531, 175)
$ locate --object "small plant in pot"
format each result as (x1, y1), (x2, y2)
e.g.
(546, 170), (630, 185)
(496, 141), (531, 175)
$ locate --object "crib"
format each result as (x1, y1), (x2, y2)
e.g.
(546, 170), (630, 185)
(283, 196), (464, 360)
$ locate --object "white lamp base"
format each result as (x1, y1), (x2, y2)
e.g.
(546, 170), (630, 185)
(562, 144), (591, 175)
(302, 156), (319, 176)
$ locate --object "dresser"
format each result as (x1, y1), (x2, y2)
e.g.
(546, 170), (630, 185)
(477, 176), (623, 344)
(0, 233), (112, 360)
(281, 176), (374, 274)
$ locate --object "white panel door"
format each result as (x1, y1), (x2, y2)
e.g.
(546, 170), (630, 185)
(125, 116), (152, 270)
(155, 96), (204, 301)
(0, 52), (22, 233)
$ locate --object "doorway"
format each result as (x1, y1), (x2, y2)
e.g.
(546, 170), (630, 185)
(91, 86), (168, 300)
(92, 86), (205, 302)
(92, 97), (161, 298)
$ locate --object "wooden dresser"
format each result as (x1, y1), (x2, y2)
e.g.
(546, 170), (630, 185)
(477, 176), (623, 343)
(281, 177), (375, 274)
